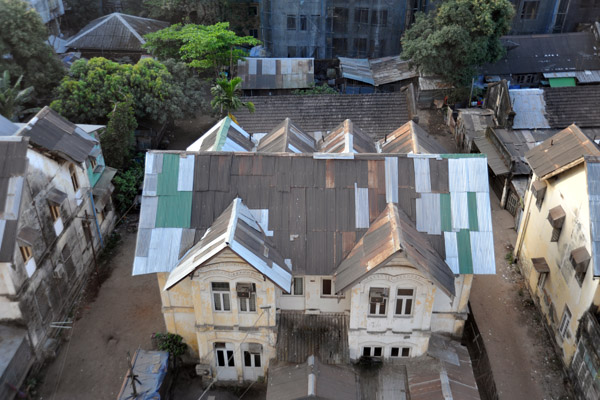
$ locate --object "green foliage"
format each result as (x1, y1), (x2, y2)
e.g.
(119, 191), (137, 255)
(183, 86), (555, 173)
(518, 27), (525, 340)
(401, 0), (514, 86)
(0, 0), (65, 99)
(101, 99), (137, 170)
(143, 22), (260, 77)
(143, 0), (227, 24)
(51, 57), (206, 124)
(112, 156), (144, 213)
(154, 332), (187, 357)
(0, 71), (39, 121)
(292, 84), (338, 95)
(210, 76), (254, 117)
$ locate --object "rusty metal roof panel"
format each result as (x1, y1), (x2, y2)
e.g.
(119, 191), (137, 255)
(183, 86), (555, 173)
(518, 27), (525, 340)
(473, 137), (510, 176)
(187, 117), (255, 152)
(543, 86), (600, 128)
(320, 119), (377, 154)
(526, 124), (600, 179)
(257, 118), (316, 153)
(238, 58), (314, 90)
(509, 89), (551, 130)
(18, 107), (97, 164)
(340, 56), (418, 86)
(379, 121), (446, 154)
(66, 13), (168, 52)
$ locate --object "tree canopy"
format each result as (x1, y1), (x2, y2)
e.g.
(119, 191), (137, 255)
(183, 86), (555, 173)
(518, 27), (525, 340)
(0, 71), (38, 121)
(401, 0), (514, 86)
(143, 22), (260, 77)
(210, 76), (254, 117)
(0, 0), (65, 99)
(50, 57), (206, 124)
(101, 98), (137, 170)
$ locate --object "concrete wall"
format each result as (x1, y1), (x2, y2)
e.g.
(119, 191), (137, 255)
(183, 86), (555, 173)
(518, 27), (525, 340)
(515, 164), (600, 365)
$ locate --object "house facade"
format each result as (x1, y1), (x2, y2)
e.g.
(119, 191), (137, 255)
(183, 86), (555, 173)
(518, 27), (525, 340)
(133, 117), (495, 382)
(0, 107), (116, 360)
(515, 125), (600, 398)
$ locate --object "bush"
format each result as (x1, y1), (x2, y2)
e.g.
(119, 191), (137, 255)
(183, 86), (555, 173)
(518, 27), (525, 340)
(154, 332), (187, 357)
(112, 156), (145, 213)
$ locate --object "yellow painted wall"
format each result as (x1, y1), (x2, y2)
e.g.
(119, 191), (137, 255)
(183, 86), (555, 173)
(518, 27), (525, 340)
(516, 164), (600, 364)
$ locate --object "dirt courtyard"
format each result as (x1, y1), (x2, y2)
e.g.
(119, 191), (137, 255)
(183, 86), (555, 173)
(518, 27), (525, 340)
(34, 228), (165, 400)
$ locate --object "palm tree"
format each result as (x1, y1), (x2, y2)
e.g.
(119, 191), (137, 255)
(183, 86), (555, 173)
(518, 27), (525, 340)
(0, 71), (38, 121)
(210, 76), (255, 118)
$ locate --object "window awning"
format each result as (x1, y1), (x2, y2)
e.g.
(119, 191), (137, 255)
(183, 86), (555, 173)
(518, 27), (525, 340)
(17, 226), (36, 246)
(532, 180), (546, 198)
(531, 257), (550, 273)
(47, 188), (67, 205)
(548, 205), (566, 229)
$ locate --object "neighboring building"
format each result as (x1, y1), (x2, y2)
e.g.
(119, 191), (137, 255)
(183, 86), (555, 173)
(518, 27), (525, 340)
(514, 125), (600, 397)
(0, 107), (116, 364)
(132, 115), (495, 382)
(228, 0), (261, 40)
(260, 0), (431, 59)
(482, 29), (600, 87)
(510, 0), (600, 34)
(237, 58), (315, 95)
(65, 13), (169, 61)
(338, 56), (418, 93)
(234, 92), (415, 141)
(453, 109), (497, 153)
(27, 0), (64, 34)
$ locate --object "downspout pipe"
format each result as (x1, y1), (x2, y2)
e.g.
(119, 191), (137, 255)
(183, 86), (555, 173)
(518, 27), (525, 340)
(89, 190), (104, 247)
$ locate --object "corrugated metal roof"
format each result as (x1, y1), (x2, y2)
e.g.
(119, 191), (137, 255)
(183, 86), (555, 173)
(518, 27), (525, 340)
(17, 107), (97, 164)
(234, 93), (411, 141)
(526, 124), (600, 179)
(509, 89), (551, 130)
(0, 136), (28, 262)
(482, 31), (600, 76)
(238, 58), (314, 90)
(543, 86), (600, 128)
(276, 312), (349, 365)
(320, 119), (377, 153)
(65, 13), (168, 52)
(187, 117), (255, 152)
(379, 121), (447, 154)
(133, 153), (495, 283)
(267, 357), (359, 400)
(339, 57), (373, 85)
(0, 115), (19, 136)
(257, 118), (316, 153)
(586, 157), (600, 277)
(473, 137), (510, 176)
(339, 56), (418, 86)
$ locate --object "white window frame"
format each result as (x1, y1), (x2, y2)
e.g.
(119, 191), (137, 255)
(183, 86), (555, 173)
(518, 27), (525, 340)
(368, 287), (388, 316)
(390, 346), (411, 358)
(239, 292), (257, 313)
(243, 350), (262, 368)
(283, 277), (304, 296)
(321, 278), (334, 297)
(537, 272), (548, 291)
(362, 346), (383, 358)
(394, 288), (415, 316)
(559, 306), (572, 339)
(215, 344), (235, 367)
(212, 282), (231, 312)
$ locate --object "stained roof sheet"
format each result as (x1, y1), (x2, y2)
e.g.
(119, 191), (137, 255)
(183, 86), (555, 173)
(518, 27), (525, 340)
(379, 121), (447, 154)
(526, 124), (600, 179)
(473, 137), (510, 176)
(133, 152), (495, 282)
(186, 117), (256, 152)
(0, 136), (28, 262)
(257, 118), (316, 153)
(234, 93), (411, 140)
(238, 58), (314, 90)
(482, 32), (600, 76)
(17, 107), (97, 163)
(585, 157), (600, 277)
(320, 119), (377, 154)
(65, 13), (168, 51)
(339, 56), (418, 86)
(543, 86), (600, 128)
(509, 89), (550, 130)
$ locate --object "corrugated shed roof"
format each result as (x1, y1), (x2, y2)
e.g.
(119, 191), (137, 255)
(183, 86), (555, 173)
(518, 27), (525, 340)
(473, 137), (510, 176)
(267, 356), (359, 400)
(0, 115), (18, 136)
(234, 93), (411, 140)
(65, 13), (169, 52)
(276, 312), (349, 365)
(339, 57), (373, 85)
(339, 56), (418, 86)
(509, 89), (551, 130)
(0, 136), (28, 262)
(543, 86), (600, 128)
(379, 121), (447, 154)
(586, 157), (600, 277)
(526, 124), (600, 179)
(320, 119), (377, 154)
(491, 128), (555, 176)
(187, 117), (256, 152)
(133, 153), (495, 281)
(17, 107), (97, 164)
(257, 118), (316, 153)
(482, 31), (600, 76)
(334, 203), (455, 296)
(238, 58), (314, 90)
(163, 198), (292, 292)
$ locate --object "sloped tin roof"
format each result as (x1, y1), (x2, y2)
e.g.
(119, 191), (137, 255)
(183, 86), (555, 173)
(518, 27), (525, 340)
(320, 119), (377, 153)
(339, 56), (418, 86)
(0, 136), (28, 262)
(586, 157), (600, 277)
(379, 121), (447, 154)
(186, 117), (256, 152)
(133, 152), (495, 285)
(257, 118), (316, 153)
(66, 13), (169, 52)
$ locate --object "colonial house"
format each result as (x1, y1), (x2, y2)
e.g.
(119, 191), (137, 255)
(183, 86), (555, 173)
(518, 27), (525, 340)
(0, 107), (116, 362)
(514, 125), (600, 399)
(132, 117), (495, 383)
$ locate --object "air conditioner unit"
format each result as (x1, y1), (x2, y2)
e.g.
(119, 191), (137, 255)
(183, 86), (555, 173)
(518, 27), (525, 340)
(195, 364), (212, 377)
(369, 288), (388, 303)
(53, 263), (66, 279)
(237, 283), (255, 298)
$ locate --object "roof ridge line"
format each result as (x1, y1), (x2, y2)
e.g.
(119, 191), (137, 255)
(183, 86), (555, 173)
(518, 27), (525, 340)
(226, 198), (241, 245)
(65, 14), (114, 46)
(116, 13), (146, 44)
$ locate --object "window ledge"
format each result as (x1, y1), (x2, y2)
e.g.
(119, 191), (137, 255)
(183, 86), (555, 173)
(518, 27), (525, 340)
(367, 314), (387, 318)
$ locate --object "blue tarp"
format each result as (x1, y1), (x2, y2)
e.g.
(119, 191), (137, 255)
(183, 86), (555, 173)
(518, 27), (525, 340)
(118, 350), (169, 400)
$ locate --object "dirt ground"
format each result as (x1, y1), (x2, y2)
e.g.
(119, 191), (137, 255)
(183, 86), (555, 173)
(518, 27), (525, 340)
(34, 226), (165, 400)
(419, 108), (572, 400)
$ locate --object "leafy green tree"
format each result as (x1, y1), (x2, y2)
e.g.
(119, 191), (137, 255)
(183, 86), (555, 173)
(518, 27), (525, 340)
(101, 99), (137, 170)
(143, 22), (260, 78)
(401, 0), (514, 86)
(50, 57), (206, 124)
(0, 71), (39, 121)
(0, 0), (65, 99)
(210, 76), (254, 117)
(292, 84), (338, 95)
